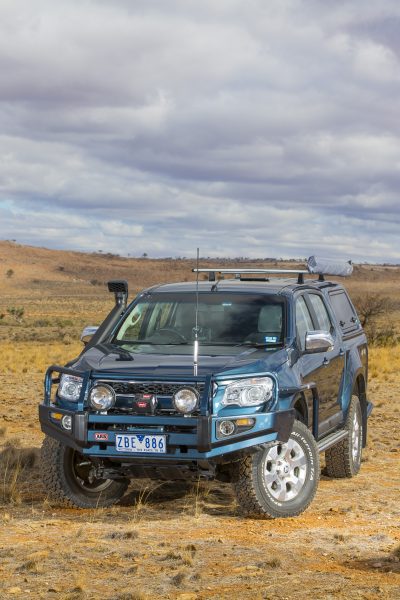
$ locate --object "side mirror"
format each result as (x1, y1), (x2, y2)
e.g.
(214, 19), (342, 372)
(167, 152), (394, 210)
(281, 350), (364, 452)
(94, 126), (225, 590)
(80, 325), (99, 345)
(305, 330), (334, 354)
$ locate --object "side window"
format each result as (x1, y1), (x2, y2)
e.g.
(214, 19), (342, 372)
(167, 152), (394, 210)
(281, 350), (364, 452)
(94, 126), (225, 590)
(329, 290), (360, 334)
(296, 296), (314, 351)
(308, 294), (332, 332)
(117, 302), (150, 340)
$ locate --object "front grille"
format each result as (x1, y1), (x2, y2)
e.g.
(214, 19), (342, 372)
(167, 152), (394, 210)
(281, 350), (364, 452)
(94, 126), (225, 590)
(107, 381), (205, 397)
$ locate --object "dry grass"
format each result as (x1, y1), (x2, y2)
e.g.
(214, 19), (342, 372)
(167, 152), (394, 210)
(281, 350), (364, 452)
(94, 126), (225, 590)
(0, 341), (82, 373)
(0, 439), (39, 504)
(369, 346), (400, 381)
(184, 479), (212, 518)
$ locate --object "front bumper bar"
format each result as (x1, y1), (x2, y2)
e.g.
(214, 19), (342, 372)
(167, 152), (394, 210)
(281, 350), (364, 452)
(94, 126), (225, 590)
(39, 404), (295, 460)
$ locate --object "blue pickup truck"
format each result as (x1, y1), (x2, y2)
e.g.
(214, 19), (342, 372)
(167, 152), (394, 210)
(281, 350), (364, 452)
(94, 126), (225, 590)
(39, 257), (372, 518)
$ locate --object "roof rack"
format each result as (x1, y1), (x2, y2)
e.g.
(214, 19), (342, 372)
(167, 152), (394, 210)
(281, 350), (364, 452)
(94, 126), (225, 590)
(192, 268), (309, 284)
(192, 256), (353, 285)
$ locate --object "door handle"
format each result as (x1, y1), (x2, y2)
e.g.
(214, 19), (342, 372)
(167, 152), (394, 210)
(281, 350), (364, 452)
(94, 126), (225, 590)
(323, 357), (330, 366)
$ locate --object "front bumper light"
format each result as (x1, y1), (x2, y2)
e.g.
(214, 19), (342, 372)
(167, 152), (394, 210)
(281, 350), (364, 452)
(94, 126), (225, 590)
(221, 376), (274, 407)
(173, 387), (199, 414)
(89, 384), (116, 411)
(58, 374), (83, 402)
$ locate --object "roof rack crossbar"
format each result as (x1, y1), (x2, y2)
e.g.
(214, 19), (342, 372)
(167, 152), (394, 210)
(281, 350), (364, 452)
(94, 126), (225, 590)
(192, 268), (309, 275)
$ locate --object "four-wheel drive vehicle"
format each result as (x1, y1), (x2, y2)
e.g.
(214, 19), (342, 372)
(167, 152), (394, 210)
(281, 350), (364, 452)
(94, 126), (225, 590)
(39, 257), (372, 518)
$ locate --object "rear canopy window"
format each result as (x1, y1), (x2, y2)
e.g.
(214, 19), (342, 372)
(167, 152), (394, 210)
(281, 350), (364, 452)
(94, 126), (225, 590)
(329, 290), (360, 333)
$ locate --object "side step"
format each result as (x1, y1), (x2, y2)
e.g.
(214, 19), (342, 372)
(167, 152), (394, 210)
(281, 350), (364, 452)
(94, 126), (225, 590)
(317, 429), (348, 453)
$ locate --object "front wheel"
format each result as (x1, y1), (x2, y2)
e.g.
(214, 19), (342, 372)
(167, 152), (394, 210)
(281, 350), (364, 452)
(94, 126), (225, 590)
(40, 436), (129, 508)
(232, 420), (319, 519)
(325, 395), (363, 478)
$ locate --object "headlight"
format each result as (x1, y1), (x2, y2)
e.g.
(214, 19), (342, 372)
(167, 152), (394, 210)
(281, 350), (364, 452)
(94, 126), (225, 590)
(173, 387), (199, 414)
(221, 376), (274, 407)
(58, 374), (83, 402)
(89, 384), (116, 411)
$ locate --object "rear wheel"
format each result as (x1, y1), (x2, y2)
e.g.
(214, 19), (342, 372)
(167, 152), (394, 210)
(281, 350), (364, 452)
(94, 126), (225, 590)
(41, 436), (129, 508)
(232, 420), (319, 518)
(325, 395), (363, 478)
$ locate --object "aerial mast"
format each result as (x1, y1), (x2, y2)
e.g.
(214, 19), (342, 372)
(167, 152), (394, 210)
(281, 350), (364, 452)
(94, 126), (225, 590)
(193, 248), (200, 376)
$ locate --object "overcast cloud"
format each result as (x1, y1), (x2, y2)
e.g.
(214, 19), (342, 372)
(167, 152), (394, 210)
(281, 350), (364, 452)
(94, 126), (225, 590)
(0, 0), (399, 262)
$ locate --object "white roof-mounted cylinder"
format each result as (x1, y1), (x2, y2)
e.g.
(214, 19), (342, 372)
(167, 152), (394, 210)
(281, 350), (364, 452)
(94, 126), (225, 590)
(307, 256), (353, 277)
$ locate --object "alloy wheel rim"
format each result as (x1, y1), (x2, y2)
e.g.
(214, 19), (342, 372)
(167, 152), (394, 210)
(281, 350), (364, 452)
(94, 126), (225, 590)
(263, 438), (308, 502)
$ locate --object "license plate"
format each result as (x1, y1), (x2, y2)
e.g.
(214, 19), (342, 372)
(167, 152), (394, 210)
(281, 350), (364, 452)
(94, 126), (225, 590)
(115, 434), (166, 454)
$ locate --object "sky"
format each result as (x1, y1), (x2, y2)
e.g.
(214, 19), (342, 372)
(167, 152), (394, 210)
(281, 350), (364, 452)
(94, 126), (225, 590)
(0, 0), (399, 262)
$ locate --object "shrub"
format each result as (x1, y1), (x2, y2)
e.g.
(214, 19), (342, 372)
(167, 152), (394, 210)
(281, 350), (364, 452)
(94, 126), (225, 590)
(353, 294), (398, 347)
(33, 318), (51, 327)
(7, 306), (24, 323)
(354, 294), (391, 328)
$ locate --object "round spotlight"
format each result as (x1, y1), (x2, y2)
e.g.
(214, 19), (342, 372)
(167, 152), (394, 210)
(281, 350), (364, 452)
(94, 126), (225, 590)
(61, 415), (72, 430)
(89, 384), (116, 411)
(173, 387), (199, 414)
(218, 420), (236, 437)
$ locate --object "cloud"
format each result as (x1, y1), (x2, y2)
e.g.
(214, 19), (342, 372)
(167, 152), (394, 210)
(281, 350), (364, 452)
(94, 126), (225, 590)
(0, 0), (399, 262)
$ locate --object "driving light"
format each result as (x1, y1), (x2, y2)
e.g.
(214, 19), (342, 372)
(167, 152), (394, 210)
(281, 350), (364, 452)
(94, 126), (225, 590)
(58, 374), (83, 402)
(221, 377), (274, 407)
(89, 384), (116, 411)
(218, 420), (236, 436)
(173, 388), (199, 414)
(61, 415), (72, 430)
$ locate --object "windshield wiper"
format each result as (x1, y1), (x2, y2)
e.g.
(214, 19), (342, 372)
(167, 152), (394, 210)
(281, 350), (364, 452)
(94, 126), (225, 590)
(112, 340), (161, 347)
(238, 341), (282, 348)
(198, 342), (241, 346)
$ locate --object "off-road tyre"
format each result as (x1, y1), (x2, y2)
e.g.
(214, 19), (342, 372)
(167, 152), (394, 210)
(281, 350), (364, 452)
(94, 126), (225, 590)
(232, 420), (319, 519)
(41, 436), (129, 508)
(325, 395), (363, 478)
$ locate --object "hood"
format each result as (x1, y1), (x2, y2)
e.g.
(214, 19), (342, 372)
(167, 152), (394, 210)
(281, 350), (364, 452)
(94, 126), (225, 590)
(72, 343), (290, 379)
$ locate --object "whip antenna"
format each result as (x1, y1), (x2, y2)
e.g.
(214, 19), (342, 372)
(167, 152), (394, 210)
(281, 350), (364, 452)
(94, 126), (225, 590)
(193, 248), (200, 376)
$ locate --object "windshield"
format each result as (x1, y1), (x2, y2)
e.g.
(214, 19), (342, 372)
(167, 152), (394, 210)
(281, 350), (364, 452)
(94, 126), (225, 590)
(113, 292), (285, 349)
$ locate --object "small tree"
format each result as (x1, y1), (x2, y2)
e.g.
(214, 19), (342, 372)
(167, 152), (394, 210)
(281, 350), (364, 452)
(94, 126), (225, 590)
(354, 294), (391, 328)
(353, 293), (397, 346)
(6, 269), (14, 279)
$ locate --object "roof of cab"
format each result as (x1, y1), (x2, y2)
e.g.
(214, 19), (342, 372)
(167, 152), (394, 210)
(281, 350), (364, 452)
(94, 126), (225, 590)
(144, 278), (340, 296)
